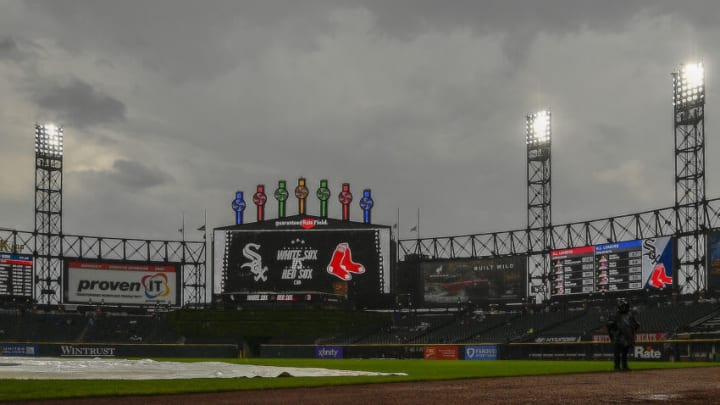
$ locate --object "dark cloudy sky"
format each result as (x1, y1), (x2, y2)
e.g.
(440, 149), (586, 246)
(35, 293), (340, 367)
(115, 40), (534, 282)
(1, 1), (718, 241)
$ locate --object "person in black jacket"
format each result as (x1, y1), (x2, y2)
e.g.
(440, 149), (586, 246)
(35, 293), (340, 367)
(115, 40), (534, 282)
(606, 299), (640, 371)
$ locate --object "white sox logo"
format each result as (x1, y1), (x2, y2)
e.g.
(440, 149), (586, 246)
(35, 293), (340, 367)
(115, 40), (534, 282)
(241, 243), (268, 282)
(643, 238), (658, 264)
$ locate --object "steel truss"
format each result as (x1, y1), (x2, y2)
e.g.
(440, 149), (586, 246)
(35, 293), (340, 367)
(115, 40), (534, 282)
(34, 136), (63, 305)
(526, 113), (552, 301)
(674, 100), (706, 293)
(0, 228), (206, 307)
(399, 197), (720, 299)
(672, 64), (707, 295)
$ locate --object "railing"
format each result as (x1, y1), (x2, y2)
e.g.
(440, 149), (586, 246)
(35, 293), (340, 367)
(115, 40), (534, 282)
(0, 228), (206, 307)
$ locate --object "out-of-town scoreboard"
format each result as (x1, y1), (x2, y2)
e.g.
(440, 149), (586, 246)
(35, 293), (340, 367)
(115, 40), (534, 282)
(551, 236), (674, 297)
(0, 252), (33, 299)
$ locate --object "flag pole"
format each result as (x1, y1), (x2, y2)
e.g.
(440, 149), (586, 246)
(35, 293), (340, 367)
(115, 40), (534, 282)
(210, 225), (215, 306)
(199, 209), (208, 305)
(396, 207), (400, 241)
(416, 208), (420, 240)
(180, 211), (185, 241)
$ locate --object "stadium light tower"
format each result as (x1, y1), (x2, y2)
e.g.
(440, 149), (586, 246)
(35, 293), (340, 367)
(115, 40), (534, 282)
(34, 123), (64, 305)
(672, 62), (706, 294)
(526, 110), (552, 302)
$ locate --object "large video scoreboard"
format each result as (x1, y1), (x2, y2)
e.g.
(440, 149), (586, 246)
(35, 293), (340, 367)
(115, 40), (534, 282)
(218, 216), (392, 306)
(420, 256), (526, 305)
(551, 236), (674, 297)
(706, 229), (720, 294)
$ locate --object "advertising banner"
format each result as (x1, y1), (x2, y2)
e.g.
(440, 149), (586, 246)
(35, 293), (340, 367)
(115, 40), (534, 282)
(421, 256), (526, 305)
(58, 344), (117, 357)
(631, 344), (663, 360)
(314, 346), (343, 359)
(64, 260), (181, 306)
(534, 336), (580, 343)
(223, 226), (390, 302)
(423, 345), (459, 360)
(464, 345), (497, 360)
(592, 332), (667, 343)
(0, 344), (38, 357)
(39, 343), (239, 358)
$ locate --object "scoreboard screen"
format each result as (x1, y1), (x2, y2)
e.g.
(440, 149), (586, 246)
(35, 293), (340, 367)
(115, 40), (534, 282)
(707, 229), (720, 294)
(421, 256), (527, 305)
(220, 218), (392, 306)
(550, 246), (595, 295)
(595, 240), (644, 293)
(551, 236), (674, 297)
(0, 252), (33, 299)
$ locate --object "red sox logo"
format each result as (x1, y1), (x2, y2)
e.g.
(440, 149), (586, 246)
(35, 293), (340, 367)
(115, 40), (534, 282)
(326, 243), (365, 281)
(648, 262), (672, 289)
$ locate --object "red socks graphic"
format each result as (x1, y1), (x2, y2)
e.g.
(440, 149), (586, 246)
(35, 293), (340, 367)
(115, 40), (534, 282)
(648, 263), (672, 288)
(339, 243), (365, 274)
(327, 244), (350, 280)
(327, 243), (365, 281)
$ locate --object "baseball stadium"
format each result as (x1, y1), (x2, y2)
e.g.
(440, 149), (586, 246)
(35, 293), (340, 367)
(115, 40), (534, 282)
(1, 63), (720, 403)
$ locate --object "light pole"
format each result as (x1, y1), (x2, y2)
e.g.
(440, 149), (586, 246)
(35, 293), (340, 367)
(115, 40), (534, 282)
(526, 110), (552, 303)
(672, 61), (706, 294)
(34, 123), (64, 305)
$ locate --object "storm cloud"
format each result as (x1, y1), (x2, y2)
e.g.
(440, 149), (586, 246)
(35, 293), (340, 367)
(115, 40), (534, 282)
(0, 36), (23, 61)
(109, 159), (174, 189)
(0, 1), (718, 242)
(30, 78), (126, 129)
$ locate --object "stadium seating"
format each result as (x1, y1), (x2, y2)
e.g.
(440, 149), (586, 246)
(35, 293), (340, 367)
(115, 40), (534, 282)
(633, 301), (717, 335)
(537, 307), (606, 341)
(1, 299), (719, 349)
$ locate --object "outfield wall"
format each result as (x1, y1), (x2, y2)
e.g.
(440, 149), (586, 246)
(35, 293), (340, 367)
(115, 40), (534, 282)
(0, 342), (240, 358)
(502, 340), (718, 362)
(260, 339), (720, 362)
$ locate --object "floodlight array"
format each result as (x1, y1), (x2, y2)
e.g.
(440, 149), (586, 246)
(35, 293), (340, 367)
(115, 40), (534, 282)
(34, 123), (64, 157)
(673, 62), (705, 110)
(526, 110), (551, 146)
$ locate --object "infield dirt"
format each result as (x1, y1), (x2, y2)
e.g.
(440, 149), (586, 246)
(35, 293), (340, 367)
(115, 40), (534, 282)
(5, 366), (720, 405)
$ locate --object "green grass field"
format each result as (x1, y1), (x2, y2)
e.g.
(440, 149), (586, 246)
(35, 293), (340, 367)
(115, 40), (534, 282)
(0, 358), (718, 401)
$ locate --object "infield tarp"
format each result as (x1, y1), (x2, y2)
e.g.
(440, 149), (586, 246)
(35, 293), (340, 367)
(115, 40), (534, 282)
(0, 357), (407, 379)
